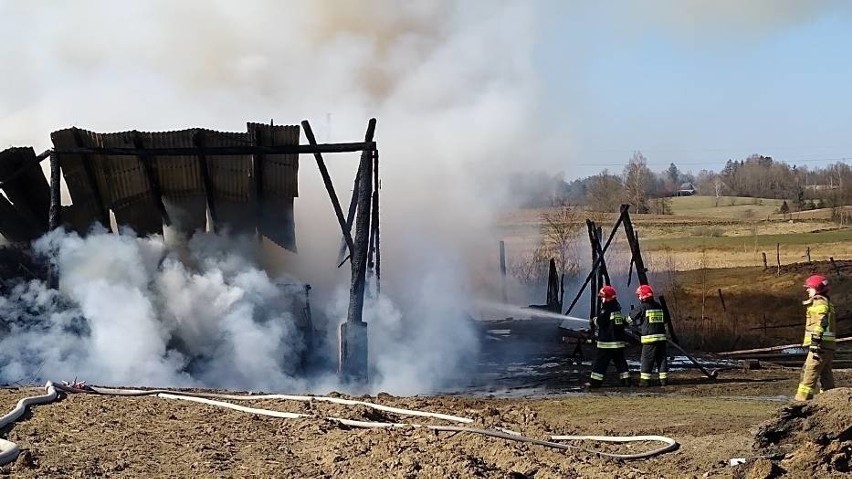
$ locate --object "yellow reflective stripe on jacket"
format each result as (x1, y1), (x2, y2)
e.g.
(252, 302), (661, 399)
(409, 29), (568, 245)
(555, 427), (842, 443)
(646, 309), (664, 323)
(612, 312), (626, 325)
(597, 341), (624, 349)
(590, 372), (604, 381)
(641, 334), (667, 343)
(804, 331), (837, 345)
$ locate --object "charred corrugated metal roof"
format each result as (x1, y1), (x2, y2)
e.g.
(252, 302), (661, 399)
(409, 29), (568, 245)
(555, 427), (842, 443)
(46, 123), (300, 250)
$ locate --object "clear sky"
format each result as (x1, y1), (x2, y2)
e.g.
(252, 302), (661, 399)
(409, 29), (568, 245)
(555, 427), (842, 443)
(533, 0), (852, 178)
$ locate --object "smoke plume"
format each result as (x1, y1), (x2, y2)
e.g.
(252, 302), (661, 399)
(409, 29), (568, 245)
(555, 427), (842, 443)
(0, 0), (540, 394)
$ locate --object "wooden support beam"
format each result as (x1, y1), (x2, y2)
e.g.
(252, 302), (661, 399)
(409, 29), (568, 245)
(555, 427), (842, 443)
(373, 148), (381, 296)
(193, 131), (218, 232)
(72, 128), (111, 230)
(621, 204), (648, 285)
(367, 148), (380, 291)
(0, 149), (51, 187)
(302, 120), (355, 258)
(564, 207), (627, 316)
(53, 142), (376, 157)
(499, 240), (508, 303)
(337, 168), (361, 265)
(48, 151), (62, 289)
(133, 133), (171, 227)
(587, 221), (598, 319)
(347, 118), (376, 325)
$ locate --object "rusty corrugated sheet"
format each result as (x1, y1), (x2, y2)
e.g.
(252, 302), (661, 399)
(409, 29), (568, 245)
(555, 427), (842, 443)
(50, 129), (104, 233)
(0, 147), (50, 234)
(141, 130), (206, 235)
(49, 123), (302, 247)
(248, 123), (299, 251)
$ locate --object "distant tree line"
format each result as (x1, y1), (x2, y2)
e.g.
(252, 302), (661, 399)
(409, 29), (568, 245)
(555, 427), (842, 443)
(508, 152), (852, 218)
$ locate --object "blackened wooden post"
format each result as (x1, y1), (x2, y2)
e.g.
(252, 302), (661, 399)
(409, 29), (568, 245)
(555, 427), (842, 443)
(546, 258), (560, 313)
(563, 208), (627, 316)
(194, 131), (218, 232)
(339, 118), (376, 385)
(776, 243), (781, 275)
(806, 246), (811, 263)
(830, 257), (842, 278)
(621, 204), (648, 285)
(48, 151), (62, 289)
(658, 295), (681, 350)
(338, 169), (361, 265)
(762, 252), (768, 270)
(588, 221), (598, 319)
(302, 120), (357, 258)
(133, 132), (171, 227)
(595, 226), (611, 286)
(717, 288), (727, 312)
(499, 240), (508, 303)
(370, 148), (380, 295)
(71, 128), (111, 230)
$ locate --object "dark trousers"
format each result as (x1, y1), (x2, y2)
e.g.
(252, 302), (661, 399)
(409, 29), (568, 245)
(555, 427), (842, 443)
(640, 342), (668, 381)
(590, 348), (629, 383)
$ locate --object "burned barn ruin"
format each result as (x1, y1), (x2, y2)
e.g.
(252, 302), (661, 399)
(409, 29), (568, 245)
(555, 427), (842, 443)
(0, 119), (379, 383)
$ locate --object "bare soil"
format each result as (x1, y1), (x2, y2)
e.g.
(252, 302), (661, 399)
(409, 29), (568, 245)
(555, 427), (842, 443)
(2, 368), (850, 478)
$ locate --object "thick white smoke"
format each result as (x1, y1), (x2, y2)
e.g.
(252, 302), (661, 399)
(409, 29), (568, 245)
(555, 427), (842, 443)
(0, 0), (542, 394)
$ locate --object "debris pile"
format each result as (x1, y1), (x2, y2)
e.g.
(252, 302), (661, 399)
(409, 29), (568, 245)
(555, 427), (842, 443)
(749, 388), (852, 477)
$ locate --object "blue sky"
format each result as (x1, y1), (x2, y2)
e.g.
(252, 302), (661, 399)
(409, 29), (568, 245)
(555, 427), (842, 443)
(533, 1), (852, 178)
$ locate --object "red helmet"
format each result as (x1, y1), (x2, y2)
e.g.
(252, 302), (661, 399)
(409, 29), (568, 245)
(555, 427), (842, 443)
(636, 284), (654, 300)
(804, 274), (828, 293)
(598, 285), (617, 301)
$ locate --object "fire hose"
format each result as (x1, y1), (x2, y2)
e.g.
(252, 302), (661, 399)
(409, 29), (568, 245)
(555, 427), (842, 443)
(0, 381), (679, 466)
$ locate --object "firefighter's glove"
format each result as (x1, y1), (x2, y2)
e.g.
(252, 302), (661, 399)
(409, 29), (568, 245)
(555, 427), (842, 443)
(810, 346), (822, 360)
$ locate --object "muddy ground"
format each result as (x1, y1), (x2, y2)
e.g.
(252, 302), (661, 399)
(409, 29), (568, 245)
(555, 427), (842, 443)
(1, 366), (849, 478)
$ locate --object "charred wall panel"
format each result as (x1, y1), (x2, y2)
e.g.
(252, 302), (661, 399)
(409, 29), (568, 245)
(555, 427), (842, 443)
(204, 130), (255, 234)
(97, 132), (163, 236)
(248, 123), (299, 251)
(142, 130), (206, 235)
(0, 147), (50, 237)
(51, 129), (105, 233)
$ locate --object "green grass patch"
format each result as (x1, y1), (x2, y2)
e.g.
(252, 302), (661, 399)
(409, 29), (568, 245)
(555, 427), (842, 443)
(643, 228), (852, 250)
(670, 196), (784, 218)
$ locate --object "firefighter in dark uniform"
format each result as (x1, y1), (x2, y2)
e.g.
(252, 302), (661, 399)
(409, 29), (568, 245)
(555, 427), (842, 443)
(587, 285), (631, 388)
(631, 284), (669, 386)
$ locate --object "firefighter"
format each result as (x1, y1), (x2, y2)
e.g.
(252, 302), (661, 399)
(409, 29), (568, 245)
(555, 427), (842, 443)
(794, 274), (837, 401)
(631, 284), (669, 386)
(587, 285), (631, 388)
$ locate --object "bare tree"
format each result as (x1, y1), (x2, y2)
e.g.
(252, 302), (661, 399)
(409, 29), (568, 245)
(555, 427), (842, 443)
(586, 170), (624, 212)
(508, 207), (583, 285)
(713, 176), (725, 207)
(623, 151), (654, 213)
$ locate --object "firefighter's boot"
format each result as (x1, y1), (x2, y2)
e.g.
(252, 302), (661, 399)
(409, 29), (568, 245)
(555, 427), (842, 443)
(658, 378), (667, 387)
(621, 378), (631, 387)
(639, 379), (650, 387)
(584, 379), (602, 391)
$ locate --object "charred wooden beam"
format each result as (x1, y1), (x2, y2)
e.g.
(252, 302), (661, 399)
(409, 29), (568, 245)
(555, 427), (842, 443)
(587, 221), (598, 319)
(133, 132), (171, 227)
(53, 142), (376, 157)
(564, 207), (628, 316)
(302, 120), (355, 258)
(373, 149), (381, 296)
(367, 148), (380, 289)
(337, 168), (361, 265)
(339, 118), (376, 384)
(499, 240), (508, 303)
(347, 118), (376, 325)
(621, 204), (648, 285)
(193, 131), (218, 231)
(72, 128), (112, 230)
(0, 149), (51, 187)
(48, 151), (62, 289)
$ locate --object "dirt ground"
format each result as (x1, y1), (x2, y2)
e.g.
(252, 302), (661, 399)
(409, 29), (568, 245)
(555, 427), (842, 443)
(2, 367), (849, 478)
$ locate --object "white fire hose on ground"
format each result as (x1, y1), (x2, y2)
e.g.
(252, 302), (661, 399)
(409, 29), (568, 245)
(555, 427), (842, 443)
(0, 381), (679, 466)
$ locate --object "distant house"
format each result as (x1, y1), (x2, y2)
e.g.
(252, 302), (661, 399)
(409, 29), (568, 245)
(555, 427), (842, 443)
(676, 182), (696, 196)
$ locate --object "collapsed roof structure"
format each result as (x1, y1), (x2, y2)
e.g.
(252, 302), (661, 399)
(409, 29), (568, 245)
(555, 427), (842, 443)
(0, 119), (378, 383)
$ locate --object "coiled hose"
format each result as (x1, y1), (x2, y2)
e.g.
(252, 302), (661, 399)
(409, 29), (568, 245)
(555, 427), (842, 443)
(0, 381), (679, 466)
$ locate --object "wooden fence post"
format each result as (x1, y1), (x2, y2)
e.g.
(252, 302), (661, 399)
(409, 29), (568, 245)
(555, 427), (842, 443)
(776, 243), (781, 275)
(762, 252), (768, 270)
